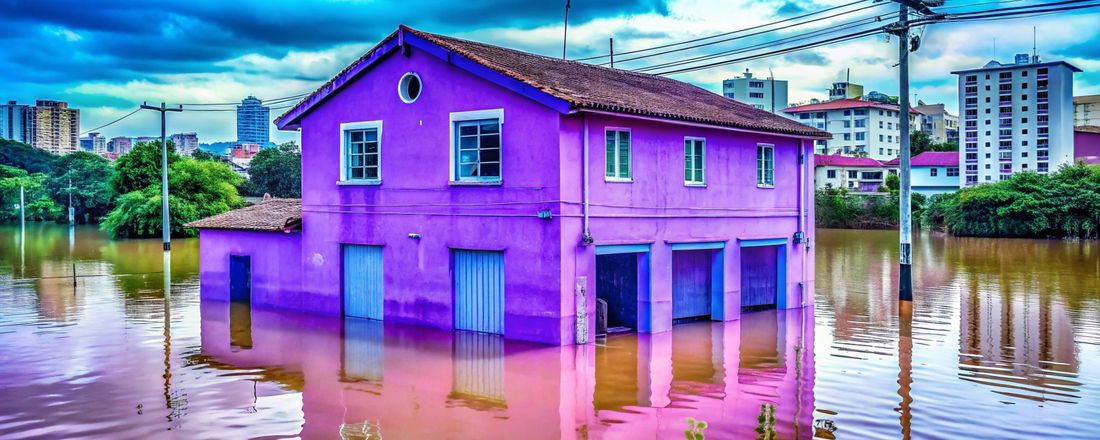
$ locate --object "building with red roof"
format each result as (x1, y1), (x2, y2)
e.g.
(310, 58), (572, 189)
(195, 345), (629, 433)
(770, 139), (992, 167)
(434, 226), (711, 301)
(785, 98), (922, 162)
(884, 151), (960, 196)
(813, 154), (890, 193)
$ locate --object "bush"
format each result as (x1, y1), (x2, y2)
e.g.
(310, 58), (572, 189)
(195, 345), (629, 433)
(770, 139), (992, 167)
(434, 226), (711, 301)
(922, 163), (1100, 239)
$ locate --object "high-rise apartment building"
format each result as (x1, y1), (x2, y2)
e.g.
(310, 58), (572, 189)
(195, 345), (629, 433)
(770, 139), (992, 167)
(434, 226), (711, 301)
(80, 132), (107, 154)
(913, 102), (960, 144)
(28, 100), (80, 154)
(784, 99), (916, 162)
(236, 96), (270, 146)
(170, 132), (199, 155)
(1073, 95), (1100, 126)
(109, 136), (133, 155)
(952, 54), (1079, 186)
(0, 100), (30, 143)
(721, 69), (788, 114)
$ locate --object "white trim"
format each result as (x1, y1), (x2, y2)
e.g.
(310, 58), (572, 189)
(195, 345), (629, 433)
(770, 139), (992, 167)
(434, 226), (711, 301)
(449, 108), (504, 183)
(756, 143), (775, 189)
(683, 136), (706, 186)
(579, 109), (828, 141)
(603, 127), (633, 182)
(398, 72), (422, 104)
(339, 120), (383, 183)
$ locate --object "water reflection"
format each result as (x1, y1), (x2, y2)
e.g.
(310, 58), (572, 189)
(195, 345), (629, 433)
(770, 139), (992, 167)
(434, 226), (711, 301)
(197, 301), (815, 439)
(2, 225), (1099, 439)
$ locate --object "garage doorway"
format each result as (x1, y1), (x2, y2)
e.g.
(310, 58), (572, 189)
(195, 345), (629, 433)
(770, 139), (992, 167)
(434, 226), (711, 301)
(595, 244), (650, 334)
(671, 242), (725, 323)
(739, 239), (787, 311)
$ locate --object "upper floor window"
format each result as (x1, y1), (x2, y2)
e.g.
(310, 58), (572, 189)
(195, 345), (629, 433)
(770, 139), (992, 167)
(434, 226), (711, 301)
(757, 144), (775, 188)
(827, 169), (837, 179)
(947, 167), (959, 177)
(930, 168), (938, 177)
(605, 129), (632, 181)
(749, 92), (765, 99)
(340, 120), (382, 183)
(451, 109), (503, 183)
(684, 137), (706, 186)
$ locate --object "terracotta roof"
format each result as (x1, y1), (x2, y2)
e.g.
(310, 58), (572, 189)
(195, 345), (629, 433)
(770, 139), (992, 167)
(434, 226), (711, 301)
(186, 199), (302, 232)
(882, 151), (959, 167)
(814, 154), (884, 168)
(784, 98), (920, 115)
(1074, 125), (1100, 134)
(277, 26), (828, 139)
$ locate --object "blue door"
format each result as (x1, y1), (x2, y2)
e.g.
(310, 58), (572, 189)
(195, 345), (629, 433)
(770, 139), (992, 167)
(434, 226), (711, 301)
(453, 250), (504, 335)
(672, 250), (712, 320)
(342, 317), (384, 383)
(741, 245), (779, 310)
(229, 255), (251, 303)
(343, 245), (384, 320)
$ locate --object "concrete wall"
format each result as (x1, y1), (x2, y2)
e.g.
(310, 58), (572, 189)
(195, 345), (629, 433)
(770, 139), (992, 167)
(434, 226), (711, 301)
(198, 229), (303, 309)
(911, 164), (961, 196)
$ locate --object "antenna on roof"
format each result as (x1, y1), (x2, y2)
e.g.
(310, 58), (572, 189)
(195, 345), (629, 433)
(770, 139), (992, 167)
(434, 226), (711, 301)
(1032, 26), (1037, 62)
(562, 0), (571, 59)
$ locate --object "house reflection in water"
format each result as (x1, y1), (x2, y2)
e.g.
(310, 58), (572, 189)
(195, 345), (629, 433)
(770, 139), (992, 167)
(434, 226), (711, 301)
(198, 301), (815, 439)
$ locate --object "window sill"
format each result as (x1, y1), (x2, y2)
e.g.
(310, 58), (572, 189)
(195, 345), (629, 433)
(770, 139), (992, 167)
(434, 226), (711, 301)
(684, 182), (707, 188)
(757, 184), (775, 189)
(605, 178), (633, 183)
(337, 180), (382, 186)
(450, 180), (502, 186)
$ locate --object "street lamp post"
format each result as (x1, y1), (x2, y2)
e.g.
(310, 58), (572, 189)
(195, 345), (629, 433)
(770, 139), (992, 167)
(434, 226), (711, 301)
(140, 102), (183, 251)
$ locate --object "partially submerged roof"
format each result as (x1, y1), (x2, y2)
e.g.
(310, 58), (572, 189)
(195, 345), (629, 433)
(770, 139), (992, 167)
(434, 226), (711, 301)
(276, 26), (828, 139)
(785, 98), (919, 115)
(186, 198), (302, 232)
(814, 154), (884, 168)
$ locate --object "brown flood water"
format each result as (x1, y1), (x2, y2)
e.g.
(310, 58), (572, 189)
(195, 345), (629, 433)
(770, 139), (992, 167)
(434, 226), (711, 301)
(0, 224), (1097, 439)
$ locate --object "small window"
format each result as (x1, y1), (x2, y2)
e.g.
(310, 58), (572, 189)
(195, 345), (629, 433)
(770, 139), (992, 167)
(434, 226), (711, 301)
(930, 168), (938, 177)
(827, 169), (837, 179)
(340, 121), (382, 182)
(684, 137), (705, 186)
(605, 129), (631, 181)
(399, 72), (422, 103)
(757, 144), (775, 187)
(451, 109), (503, 183)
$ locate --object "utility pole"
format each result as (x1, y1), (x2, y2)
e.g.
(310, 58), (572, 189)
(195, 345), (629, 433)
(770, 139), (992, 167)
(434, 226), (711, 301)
(67, 176), (74, 226)
(562, 0), (572, 59)
(609, 38), (614, 68)
(140, 102), (183, 251)
(19, 185), (25, 230)
(886, 0), (941, 302)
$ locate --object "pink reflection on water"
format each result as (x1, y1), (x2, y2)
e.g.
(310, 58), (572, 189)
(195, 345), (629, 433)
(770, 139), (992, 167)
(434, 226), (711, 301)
(197, 302), (816, 439)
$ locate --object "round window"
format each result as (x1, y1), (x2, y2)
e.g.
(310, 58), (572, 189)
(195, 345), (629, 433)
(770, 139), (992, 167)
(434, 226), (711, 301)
(399, 72), (422, 103)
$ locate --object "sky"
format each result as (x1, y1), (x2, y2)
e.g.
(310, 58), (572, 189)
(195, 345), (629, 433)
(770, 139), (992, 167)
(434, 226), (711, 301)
(2, 0), (1098, 144)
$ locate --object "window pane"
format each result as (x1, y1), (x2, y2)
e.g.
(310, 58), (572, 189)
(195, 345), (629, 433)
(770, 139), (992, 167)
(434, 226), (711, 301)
(605, 134), (616, 177)
(694, 168), (703, 182)
(481, 134), (500, 149)
(365, 167), (378, 179)
(480, 120), (499, 134)
(459, 124), (478, 136)
(480, 148), (499, 162)
(618, 145), (630, 178)
(460, 150), (478, 163)
(350, 130), (364, 142)
(350, 167), (364, 179)
(460, 136), (478, 150)
(481, 163), (500, 177)
(459, 164), (477, 177)
(365, 142), (378, 154)
(365, 155), (378, 166)
(365, 129), (377, 142)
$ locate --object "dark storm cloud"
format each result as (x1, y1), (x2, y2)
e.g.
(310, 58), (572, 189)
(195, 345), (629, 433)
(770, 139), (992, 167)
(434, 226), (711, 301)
(784, 50), (828, 66)
(0, 0), (670, 84)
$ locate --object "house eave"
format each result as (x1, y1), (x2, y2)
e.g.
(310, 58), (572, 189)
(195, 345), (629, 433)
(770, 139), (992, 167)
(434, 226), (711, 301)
(578, 109), (830, 141)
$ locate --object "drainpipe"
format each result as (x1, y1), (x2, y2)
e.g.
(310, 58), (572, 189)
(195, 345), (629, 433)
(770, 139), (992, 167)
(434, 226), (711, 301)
(799, 139), (808, 307)
(582, 114), (593, 245)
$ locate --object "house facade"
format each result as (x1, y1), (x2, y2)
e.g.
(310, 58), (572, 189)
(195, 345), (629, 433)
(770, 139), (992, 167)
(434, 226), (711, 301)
(190, 26), (825, 346)
(885, 151), (960, 196)
(784, 98), (918, 162)
(813, 154), (889, 192)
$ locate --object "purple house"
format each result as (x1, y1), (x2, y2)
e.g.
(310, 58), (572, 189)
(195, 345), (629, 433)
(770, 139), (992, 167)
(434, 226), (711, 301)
(189, 26), (827, 345)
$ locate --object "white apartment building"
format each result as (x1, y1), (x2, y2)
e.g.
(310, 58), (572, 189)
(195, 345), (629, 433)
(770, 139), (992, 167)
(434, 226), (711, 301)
(1074, 94), (1100, 126)
(953, 54), (1079, 186)
(721, 69), (788, 114)
(80, 132), (107, 154)
(784, 98), (915, 162)
(1, 100), (30, 143)
(28, 100), (80, 154)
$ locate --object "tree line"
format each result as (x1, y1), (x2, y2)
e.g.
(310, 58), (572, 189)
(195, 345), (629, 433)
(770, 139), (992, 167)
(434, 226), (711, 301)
(0, 139), (302, 238)
(816, 163), (1100, 239)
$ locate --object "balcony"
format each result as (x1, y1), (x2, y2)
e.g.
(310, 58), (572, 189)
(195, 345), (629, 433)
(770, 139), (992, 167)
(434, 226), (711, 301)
(965, 91), (978, 97)
(999, 134), (1013, 140)
(1037, 73), (1049, 80)
(999, 76), (1012, 83)
(999, 122), (1013, 128)
(999, 112), (1012, 118)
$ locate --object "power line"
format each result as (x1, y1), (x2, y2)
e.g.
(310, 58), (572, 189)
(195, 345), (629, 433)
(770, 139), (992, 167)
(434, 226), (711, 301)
(176, 92), (310, 106)
(651, 28), (883, 76)
(574, 0), (875, 62)
(80, 107), (142, 135)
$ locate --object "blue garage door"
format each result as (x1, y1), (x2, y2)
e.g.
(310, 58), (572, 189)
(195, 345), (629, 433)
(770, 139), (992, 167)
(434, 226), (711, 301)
(343, 245), (384, 320)
(741, 245), (779, 310)
(453, 250), (505, 335)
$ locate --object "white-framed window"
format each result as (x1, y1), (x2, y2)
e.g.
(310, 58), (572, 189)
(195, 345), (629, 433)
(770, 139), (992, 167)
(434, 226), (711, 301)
(605, 128), (632, 181)
(449, 109), (503, 183)
(930, 168), (938, 177)
(827, 169), (837, 179)
(757, 144), (775, 187)
(398, 72), (422, 103)
(339, 120), (383, 183)
(684, 137), (705, 186)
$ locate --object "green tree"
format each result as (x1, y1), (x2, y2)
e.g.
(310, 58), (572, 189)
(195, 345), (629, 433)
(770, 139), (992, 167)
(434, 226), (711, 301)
(46, 152), (115, 223)
(102, 157), (245, 238)
(910, 131), (934, 156)
(0, 139), (58, 174)
(110, 140), (178, 195)
(245, 142), (301, 197)
(191, 149), (227, 163)
(0, 164), (62, 222)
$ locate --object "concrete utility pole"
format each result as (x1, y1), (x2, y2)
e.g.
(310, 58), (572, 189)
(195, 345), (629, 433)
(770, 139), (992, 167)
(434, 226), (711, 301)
(562, 0), (571, 59)
(140, 102), (183, 251)
(886, 0), (940, 302)
(19, 185), (25, 230)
